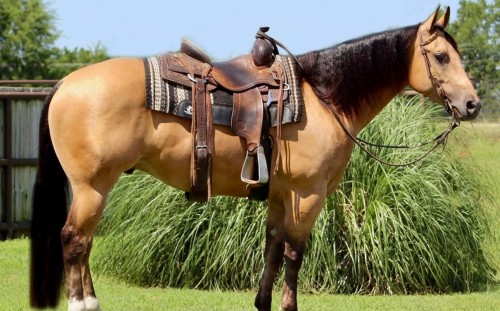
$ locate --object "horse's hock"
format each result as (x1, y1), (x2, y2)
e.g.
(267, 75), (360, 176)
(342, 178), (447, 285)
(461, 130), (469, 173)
(0, 81), (57, 239)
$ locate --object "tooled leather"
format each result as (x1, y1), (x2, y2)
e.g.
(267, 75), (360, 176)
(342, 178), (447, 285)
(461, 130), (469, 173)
(160, 53), (216, 91)
(212, 55), (279, 92)
(232, 88), (263, 151)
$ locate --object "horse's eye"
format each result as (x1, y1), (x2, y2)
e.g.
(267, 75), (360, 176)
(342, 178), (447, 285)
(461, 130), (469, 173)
(434, 53), (449, 64)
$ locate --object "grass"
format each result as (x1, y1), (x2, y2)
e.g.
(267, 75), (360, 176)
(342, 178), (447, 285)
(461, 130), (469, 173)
(93, 97), (496, 294)
(1, 102), (499, 310)
(0, 239), (499, 311)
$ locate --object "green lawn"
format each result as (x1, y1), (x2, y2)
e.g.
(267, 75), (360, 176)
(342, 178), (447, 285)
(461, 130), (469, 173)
(1, 123), (499, 311)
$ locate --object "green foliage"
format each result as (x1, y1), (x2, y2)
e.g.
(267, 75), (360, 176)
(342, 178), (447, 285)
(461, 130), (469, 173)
(315, 98), (495, 293)
(448, 0), (500, 119)
(95, 182), (266, 289)
(0, 0), (59, 79)
(93, 96), (496, 294)
(48, 43), (109, 79)
(0, 0), (109, 80)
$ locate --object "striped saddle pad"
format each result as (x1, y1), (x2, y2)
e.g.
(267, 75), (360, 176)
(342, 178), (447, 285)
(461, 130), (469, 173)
(143, 54), (303, 127)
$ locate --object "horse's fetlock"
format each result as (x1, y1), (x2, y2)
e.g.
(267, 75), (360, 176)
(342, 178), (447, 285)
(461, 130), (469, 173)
(68, 297), (86, 311)
(84, 296), (101, 311)
(280, 302), (298, 311)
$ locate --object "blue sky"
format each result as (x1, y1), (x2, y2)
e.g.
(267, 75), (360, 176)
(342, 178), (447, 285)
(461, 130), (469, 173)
(47, 0), (462, 59)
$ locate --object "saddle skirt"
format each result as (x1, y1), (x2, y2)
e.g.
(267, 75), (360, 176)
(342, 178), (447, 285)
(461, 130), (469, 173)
(143, 55), (303, 127)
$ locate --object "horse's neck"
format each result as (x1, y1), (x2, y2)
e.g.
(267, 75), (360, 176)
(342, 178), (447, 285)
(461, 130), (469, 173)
(299, 27), (417, 135)
(350, 85), (407, 134)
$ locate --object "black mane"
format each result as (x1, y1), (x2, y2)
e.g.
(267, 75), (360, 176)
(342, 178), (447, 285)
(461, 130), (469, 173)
(298, 25), (419, 117)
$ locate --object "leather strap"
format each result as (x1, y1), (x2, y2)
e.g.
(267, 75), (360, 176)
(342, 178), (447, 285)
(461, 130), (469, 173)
(248, 103), (272, 200)
(189, 70), (213, 201)
(270, 62), (286, 173)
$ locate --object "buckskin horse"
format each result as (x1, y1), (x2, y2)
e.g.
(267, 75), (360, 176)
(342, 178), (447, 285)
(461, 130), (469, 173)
(30, 7), (480, 311)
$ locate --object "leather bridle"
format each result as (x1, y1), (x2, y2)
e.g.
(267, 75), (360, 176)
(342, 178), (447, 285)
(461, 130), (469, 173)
(265, 25), (460, 167)
(325, 24), (460, 167)
(418, 26), (457, 120)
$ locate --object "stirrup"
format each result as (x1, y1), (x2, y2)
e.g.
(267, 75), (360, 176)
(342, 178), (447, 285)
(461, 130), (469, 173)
(241, 146), (269, 185)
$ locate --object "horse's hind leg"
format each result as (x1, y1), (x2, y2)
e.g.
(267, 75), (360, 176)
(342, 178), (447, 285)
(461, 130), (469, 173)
(81, 238), (100, 310)
(61, 174), (119, 311)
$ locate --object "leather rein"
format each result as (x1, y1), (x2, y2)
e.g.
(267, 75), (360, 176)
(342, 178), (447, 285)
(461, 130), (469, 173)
(325, 25), (460, 167)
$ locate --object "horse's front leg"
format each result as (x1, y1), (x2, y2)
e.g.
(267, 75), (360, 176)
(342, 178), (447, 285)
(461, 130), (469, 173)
(255, 200), (286, 311)
(280, 238), (305, 311)
(280, 191), (325, 311)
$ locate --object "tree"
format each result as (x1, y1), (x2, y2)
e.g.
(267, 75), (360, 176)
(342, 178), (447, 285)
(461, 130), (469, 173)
(0, 0), (59, 79)
(48, 43), (109, 79)
(448, 0), (500, 119)
(0, 0), (109, 80)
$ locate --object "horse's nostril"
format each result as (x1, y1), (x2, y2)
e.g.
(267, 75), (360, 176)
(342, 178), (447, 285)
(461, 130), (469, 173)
(466, 101), (477, 110)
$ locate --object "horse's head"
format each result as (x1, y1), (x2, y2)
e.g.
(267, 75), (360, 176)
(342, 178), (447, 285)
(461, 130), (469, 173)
(408, 6), (481, 121)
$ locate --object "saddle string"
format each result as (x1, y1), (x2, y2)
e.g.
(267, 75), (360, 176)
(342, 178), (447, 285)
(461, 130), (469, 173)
(273, 63), (286, 173)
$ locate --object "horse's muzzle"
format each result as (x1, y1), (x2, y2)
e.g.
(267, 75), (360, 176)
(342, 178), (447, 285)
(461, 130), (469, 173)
(450, 100), (481, 121)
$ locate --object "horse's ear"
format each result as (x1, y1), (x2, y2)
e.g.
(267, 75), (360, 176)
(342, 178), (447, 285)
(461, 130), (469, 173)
(436, 6), (450, 29)
(422, 5), (441, 33)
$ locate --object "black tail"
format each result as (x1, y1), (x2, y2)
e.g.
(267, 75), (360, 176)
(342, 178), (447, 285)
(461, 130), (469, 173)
(30, 81), (68, 308)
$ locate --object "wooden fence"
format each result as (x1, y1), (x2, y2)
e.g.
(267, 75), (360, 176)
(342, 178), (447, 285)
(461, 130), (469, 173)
(0, 80), (58, 239)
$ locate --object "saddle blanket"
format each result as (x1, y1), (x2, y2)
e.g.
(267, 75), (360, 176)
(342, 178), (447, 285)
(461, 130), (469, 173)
(143, 54), (303, 127)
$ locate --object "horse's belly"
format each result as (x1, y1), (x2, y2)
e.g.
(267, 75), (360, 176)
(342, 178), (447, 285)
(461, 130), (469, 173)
(138, 118), (251, 198)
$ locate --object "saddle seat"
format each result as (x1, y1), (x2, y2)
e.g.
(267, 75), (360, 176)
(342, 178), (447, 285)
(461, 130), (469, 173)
(181, 39), (279, 92)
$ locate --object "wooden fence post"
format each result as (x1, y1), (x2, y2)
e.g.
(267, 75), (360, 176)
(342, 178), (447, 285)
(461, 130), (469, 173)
(0, 80), (57, 239)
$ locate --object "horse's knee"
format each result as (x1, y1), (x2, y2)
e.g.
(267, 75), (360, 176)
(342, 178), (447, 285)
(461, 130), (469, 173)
(284, 239), (304, 269)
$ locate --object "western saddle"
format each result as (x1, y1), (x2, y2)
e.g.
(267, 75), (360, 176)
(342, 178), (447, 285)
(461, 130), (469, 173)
(160, 27), (295, 202)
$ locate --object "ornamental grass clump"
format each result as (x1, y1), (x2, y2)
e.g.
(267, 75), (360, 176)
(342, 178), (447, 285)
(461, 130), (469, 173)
(93, 96), (496, 293)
